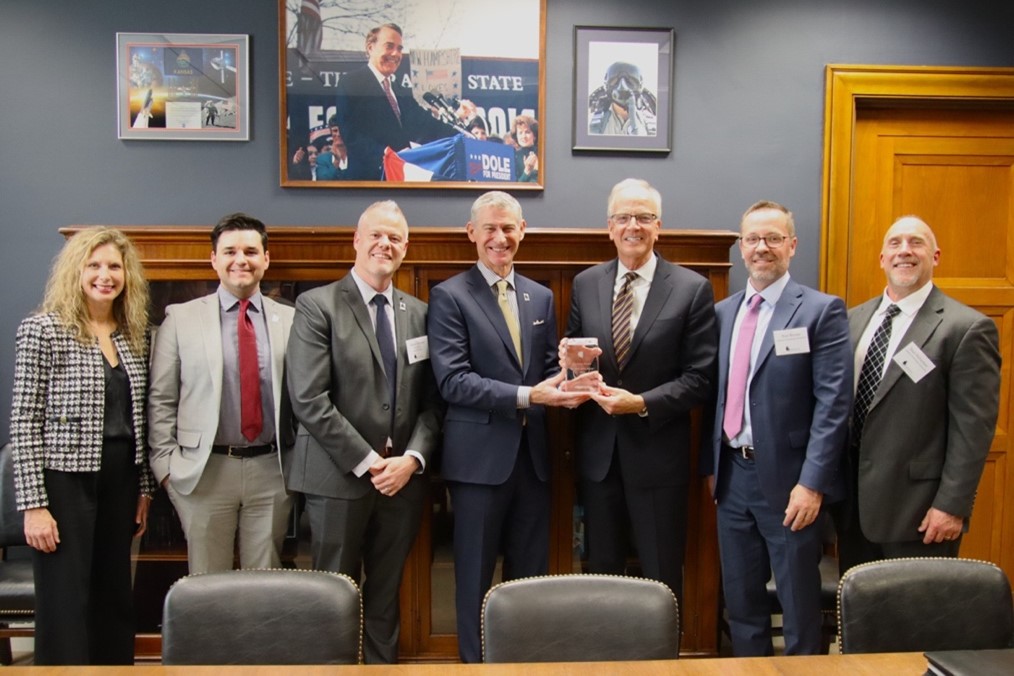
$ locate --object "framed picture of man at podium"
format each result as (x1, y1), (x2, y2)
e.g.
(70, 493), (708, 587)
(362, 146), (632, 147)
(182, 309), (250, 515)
(279, 0), (546, 190)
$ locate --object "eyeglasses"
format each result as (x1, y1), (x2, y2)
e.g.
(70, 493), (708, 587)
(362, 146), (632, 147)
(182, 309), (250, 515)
(609, 213), (657, 226)
(740, 234), (788, 248)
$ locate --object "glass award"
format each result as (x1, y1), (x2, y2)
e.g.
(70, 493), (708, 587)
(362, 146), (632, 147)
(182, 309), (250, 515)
(565, 337), (601, 391)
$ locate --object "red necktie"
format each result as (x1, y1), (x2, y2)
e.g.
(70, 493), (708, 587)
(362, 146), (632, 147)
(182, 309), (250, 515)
(238, 299), (262, 442)
(382, 78), (402, 124)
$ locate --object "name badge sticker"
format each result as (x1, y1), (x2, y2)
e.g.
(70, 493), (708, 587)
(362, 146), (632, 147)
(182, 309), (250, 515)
(406, 336), (429, 364)
(773, 328), (810, 356)
(893, 342), (935, 383)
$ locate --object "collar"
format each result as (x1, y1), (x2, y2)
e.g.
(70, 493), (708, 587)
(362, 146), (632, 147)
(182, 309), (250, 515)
(878, 280), (934, 318)
(745, 272), (791, 308)
(368, 63), (394, 89)
(350, 268), (393, 306)
(617, 253), (658, 284)
(476, 262), (517, 290)
(217, 285), (263, 313)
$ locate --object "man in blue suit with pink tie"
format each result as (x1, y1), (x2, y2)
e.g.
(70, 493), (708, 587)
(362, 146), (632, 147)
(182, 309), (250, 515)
(702, 200), (852, 656)
(427, 191), (589, 662)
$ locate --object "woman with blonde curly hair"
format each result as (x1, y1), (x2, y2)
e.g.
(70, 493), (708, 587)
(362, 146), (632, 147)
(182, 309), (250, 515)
(10, 227), (155, 664)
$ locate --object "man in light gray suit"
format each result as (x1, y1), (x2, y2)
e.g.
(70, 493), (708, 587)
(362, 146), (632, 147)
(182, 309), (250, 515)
(149, 213), (294, 574)
(838, 215), (1001, 572)
(285, 200), (441, 664)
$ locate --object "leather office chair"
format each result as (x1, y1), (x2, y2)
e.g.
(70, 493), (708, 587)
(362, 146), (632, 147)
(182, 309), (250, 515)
(162, 568), (362, 664)
(0, 442), (34, 665)
(837, 557), (1014, 654)
(481, 573), (680, 662)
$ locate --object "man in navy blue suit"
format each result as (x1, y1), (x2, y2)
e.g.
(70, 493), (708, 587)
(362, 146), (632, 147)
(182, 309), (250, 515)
(427, 191), (589, 662)
(335, 23), (458, 180)
(701, 200), (852, 656)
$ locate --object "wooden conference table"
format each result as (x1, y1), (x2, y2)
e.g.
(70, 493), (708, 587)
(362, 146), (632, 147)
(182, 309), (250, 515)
(2, 653), (929, 675)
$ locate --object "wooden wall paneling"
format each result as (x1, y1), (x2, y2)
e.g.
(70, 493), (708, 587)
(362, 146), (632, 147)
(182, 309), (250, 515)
(62, 225), (738, 660)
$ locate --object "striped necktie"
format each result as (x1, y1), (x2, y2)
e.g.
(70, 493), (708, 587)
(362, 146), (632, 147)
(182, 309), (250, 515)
(611, 272), (638, 369)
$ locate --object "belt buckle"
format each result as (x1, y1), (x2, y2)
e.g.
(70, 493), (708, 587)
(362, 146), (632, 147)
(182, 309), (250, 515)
(739, 445), (754, 460)
(226, 445), (242, 458)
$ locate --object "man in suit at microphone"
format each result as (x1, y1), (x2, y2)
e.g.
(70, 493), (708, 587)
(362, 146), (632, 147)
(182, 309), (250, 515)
(336, 23), (459, 180)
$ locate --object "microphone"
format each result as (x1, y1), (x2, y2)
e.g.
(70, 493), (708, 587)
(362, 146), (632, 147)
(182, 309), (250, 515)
(422, 92), (457, 122)
(422, 92), (473, 135)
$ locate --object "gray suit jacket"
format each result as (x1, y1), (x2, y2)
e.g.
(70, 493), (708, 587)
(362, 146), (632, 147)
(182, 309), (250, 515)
(849, 286), (1000, 542)
(148, 293), (294, 496)
(284, 274), (441, 500)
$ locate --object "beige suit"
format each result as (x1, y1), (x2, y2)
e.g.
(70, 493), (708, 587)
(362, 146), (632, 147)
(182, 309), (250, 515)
(148, 292), (294, 572)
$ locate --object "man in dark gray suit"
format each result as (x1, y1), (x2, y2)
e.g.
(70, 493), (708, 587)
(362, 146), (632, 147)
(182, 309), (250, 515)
(285, 200), (441, 664)
(562, 178), (717, 610)
(838, 215), (1000, 571)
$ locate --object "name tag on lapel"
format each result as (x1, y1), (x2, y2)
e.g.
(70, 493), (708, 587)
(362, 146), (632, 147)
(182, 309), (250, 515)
(893, 342), (934, 383)
(406, 335), (429, 363)
(773, 328), (810, 355)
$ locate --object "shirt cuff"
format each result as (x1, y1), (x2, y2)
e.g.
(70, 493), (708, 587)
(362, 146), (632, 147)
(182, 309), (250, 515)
(405, 450), (426, 473)
(517, 386), (532, 409)
(353, 450), (382, 477)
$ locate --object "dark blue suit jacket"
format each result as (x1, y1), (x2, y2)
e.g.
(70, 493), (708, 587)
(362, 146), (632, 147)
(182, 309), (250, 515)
(702, 278), (853, 511)
(335, 67), (458, 180)
(427, 265), (559, 485)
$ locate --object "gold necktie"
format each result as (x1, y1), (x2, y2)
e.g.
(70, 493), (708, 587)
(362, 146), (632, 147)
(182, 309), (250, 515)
(496, 280), (522, 365)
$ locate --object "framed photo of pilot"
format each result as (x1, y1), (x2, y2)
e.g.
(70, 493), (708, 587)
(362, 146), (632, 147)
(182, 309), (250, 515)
(278, 0), (546, 189)
(572, 26), (674, 153)
(116, 32), (250, 141)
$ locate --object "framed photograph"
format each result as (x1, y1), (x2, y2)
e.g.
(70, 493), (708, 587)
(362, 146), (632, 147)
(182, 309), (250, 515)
(572, 26), (674, 153)
(279, 0), (546, 189)
(116, 33), (250, 141)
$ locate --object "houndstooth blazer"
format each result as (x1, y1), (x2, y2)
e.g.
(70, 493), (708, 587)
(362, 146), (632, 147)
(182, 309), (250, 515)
(9, 312), (156, 511)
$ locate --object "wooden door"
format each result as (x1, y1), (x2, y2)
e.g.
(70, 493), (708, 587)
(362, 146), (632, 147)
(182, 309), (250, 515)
(821, 66), (1014, 579)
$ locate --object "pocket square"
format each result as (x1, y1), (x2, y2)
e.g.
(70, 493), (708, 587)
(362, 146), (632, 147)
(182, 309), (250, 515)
(532, 319), (545, 326)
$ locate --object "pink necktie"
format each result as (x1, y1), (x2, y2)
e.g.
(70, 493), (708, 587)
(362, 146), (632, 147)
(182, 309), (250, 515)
(381, 78), (401, 124)
(238, 299), (262, 442)
(723, 294), (763, 441)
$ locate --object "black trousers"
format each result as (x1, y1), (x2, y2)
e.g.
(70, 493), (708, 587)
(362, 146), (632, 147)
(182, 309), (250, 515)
(33, 439), (139, 665)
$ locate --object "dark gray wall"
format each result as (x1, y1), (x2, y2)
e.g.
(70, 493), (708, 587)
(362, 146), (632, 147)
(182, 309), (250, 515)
(2, 0), (1012, 437)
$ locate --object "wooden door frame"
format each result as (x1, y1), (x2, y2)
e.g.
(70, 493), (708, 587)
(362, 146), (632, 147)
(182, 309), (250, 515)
(819, 64), (1014, 297)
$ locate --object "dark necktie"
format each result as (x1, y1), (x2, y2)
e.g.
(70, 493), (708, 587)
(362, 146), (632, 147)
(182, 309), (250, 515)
(372, 294), (397, 417)
(853, 304), (901, 442)
(238, 299), (262, 442)
(723, 293), (763, 441)
(611, 271), (638, 369)
(381, 78), (402, 124)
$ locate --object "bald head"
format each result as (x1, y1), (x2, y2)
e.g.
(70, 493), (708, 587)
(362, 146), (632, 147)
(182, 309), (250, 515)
(880, 215), (940, 301)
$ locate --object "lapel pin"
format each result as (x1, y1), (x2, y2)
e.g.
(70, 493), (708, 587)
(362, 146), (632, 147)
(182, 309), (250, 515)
(399, 301), (407, 311)
(523, 292), (530, 302)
